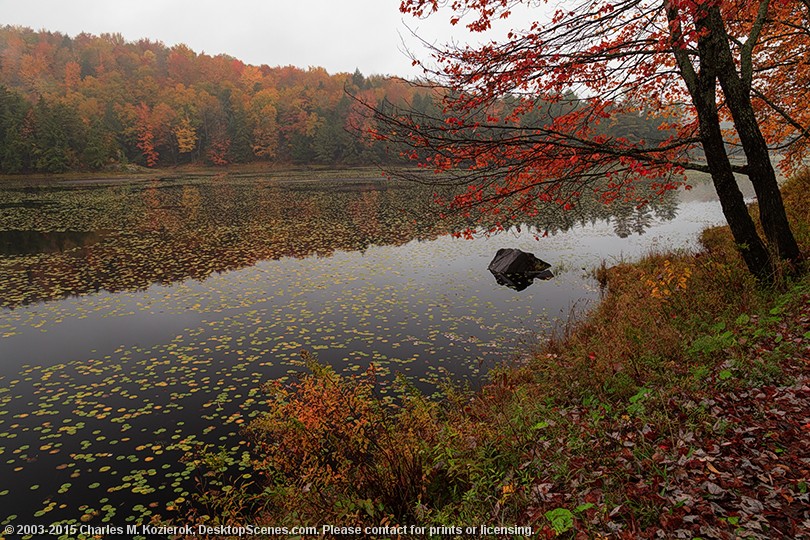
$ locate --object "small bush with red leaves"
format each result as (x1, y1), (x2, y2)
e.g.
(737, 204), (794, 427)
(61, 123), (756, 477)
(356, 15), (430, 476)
(246, 352), (440, 526)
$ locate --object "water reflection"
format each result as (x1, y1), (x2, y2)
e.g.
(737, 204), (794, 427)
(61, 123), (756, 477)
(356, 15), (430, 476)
(0, 175), (678, 308)
(490, 269), (554, 292)
(0, 229), (101, 255)
(524, 188), (680, 239)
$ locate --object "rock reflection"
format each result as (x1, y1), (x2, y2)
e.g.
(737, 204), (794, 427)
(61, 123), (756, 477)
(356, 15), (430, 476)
(490, 269), (554, 292)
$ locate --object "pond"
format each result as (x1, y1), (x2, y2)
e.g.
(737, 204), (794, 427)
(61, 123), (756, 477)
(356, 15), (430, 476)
(0, 172), (738, 533)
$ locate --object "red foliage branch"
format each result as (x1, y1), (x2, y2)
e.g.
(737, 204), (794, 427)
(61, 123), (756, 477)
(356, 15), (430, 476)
(376, 0), (807, 279)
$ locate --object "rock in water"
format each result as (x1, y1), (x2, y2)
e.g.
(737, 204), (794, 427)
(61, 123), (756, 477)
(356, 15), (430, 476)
(488, 248), (553, 291)
(488, 248), (551, 274)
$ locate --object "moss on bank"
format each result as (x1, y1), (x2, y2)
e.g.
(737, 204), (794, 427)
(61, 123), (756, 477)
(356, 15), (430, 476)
(186, 169), (810, 538)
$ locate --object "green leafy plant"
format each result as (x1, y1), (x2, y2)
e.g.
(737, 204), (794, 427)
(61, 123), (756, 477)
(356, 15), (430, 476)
(627, 386), (651, 416)
(545, 507), (574, 535)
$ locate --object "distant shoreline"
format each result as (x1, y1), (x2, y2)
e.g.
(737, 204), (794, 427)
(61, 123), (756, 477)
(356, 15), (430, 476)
(0, 163), (395, 185)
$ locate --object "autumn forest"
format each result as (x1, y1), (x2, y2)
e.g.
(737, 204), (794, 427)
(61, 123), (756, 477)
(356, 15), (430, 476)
(0, 25), (677, 175)
(0, 25), (434, 172)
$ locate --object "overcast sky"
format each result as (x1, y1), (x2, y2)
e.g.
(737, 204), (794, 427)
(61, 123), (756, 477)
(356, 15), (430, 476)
(0, 0), (538, 78)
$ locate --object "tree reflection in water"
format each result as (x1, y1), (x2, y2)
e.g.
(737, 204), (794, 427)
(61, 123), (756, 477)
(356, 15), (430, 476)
(0, 175), (678, 308)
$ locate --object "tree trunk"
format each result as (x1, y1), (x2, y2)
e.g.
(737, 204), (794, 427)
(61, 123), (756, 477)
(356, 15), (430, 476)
(666, 4), (775, 281)
(693, 80), (773, 281)
(702, 6), (803, 269)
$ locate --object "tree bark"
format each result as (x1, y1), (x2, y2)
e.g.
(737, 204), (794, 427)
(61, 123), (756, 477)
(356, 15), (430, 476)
(701, 5), (803, 268)
(666, 3), (773, 281)
(693, 76), (773, 281)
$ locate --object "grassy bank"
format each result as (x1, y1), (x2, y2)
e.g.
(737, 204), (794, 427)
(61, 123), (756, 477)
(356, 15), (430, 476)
(185, 170), (810, 538)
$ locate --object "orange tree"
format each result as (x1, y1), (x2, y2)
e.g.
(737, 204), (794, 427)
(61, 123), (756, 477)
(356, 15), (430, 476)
(372, 0), (808, 281)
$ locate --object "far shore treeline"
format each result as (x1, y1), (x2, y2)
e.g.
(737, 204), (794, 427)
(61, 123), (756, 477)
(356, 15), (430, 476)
(0, 26), (666, 174)
(0, 26), (423, 172)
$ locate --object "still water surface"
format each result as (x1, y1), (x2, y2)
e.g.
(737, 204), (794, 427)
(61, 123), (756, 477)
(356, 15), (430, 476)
(0, 173), (736, 530)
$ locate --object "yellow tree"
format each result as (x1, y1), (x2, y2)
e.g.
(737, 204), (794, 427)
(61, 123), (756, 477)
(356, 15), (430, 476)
(174, 116), (197, 154)
(249, 88), (280, 159)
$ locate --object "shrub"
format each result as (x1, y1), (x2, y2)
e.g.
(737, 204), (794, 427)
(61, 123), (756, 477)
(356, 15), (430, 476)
(246, 351), (440, 526)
